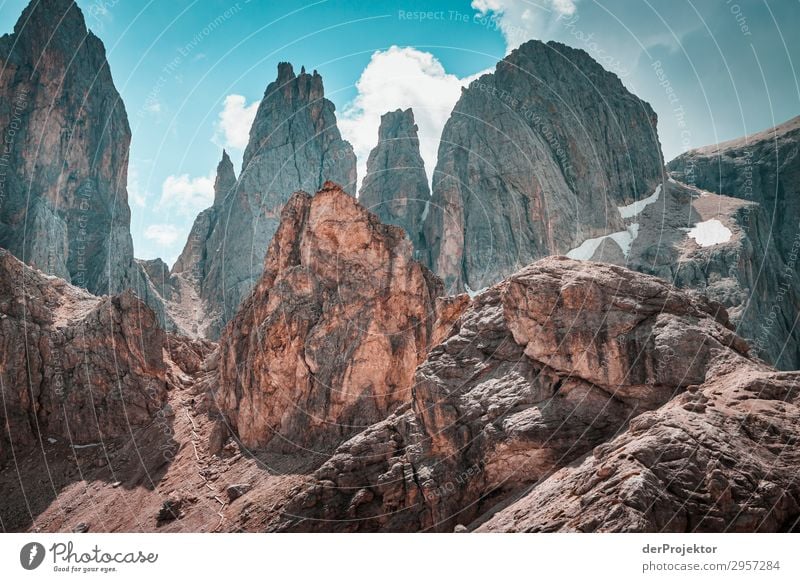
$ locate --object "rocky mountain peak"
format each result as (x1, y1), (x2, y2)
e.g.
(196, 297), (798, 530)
(177, 62), (356, 337)
(423, 38), (664, 292)
(244, 62), (332, 169)
(216, 181), (444, 451)
(13, 0), (88, 54)
(358, 107), (430, 254)
(213, 149), (236, 206)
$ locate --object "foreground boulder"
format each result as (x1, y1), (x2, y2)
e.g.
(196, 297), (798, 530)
(0, 249), (167, 461)
(276, 257), (756, 532)
(479, 366), (800, 532)
(216, 182), (444, 452)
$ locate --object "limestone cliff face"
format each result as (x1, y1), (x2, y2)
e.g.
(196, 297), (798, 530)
(172, 151), (237, 280)
(661, 118), (800, 369)
(0, 0), (135, 295)
(479, 365), (800, 532)
(358, 108), (430, 254)
(278, 258), (758, 532)
(0, 0), (174, 330)
(422, 40), (664, 292)
(621, 181), (800, 371)
(668, 116), (800, 261)
(216, 182), (442, 452)
(0, 249), (167, 461)
(194, 64), (357, 335)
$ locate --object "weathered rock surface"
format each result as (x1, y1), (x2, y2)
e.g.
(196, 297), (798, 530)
(0, 0), (174, 330)
(0, 249), (167, 461)
(664, 117), (800, 369)
(625, 180), (800, 370)
(423, 40), (664, 292)
(216, 182), (442, 453)
(172, 151), (237, 279)
(359, 108), (430, 254)
(668, 115), (800, 261)
(478, 365), (800, 532)
(192, 64), (357, 336)
(276, 258), (753, 532)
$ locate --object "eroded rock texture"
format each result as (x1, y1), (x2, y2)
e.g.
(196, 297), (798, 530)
(359, 108), (430, 254)
(664, 117), (800, 369)
(423, 40), (664, 292)
(0, 249), (167, 461)
(479, 366), (800, 532)
(668, 115), (800, 262)
(216, 182), (442, 452)
(192, 64), (357, 335)
(0, 0), (176, 330)
(276, 258), (753, 532)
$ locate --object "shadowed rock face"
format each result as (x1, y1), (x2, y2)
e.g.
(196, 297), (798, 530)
(275, 258), (758, 532)
(478, 367), (800, 532)
(423, 40), (664, 293)
(192, 64), (357, 336)
(172, 150), (237, 279)
(663, 117), (800, 369)
(216, 182), (443, 453)
(568, 177), (800, 371)
(668, 116), (800, 262)
(0, 0), (131, 293)
(0, 249), (167, 462)
(0, 0), (175, 329)
(359, 108), (430, 255)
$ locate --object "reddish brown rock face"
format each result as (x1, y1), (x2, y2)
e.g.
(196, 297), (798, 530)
(216, 182), (443, 453)
(478, 366), (800, 532)
(0, 249), (167, 460)
(276, 258), (758, 532)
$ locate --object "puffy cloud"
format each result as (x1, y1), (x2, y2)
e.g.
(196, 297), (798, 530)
(143, 224), (181, 246)
(472, 0), (577, 52)
(157, 172), (215, 216)
(340, 46), (486, 191)
(214, 94), (259, 150)
(127, 163), (148, 208)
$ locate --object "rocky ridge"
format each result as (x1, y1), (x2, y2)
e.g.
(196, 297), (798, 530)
(422, 39), (664, 292)
(358, 108), (430, 255)
(0, 249), (167, 462)
(215, 182), (444, 452)
(3, 196), (799, 534)
(185, 64), (357, 337)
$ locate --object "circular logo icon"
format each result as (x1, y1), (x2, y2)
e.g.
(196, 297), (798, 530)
(20, 542), (46, 570)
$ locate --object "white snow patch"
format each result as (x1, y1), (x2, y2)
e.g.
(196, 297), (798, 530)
(567, 223), (640, 260)
(686, 219), (732, 247)
(617, 184), (662, 219)
(420, 198), (430, 223)
(464, 283), (486, 298)
(71, 442), (102, 449)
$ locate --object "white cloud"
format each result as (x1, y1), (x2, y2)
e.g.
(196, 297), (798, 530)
(145, 100), (162, 115)
(127, 163), (148, 208)
(214, 94), (259, 150)
(143, 224), (181, 247)
(157, 172), (215, 216)
(472, 0), (577, 52)
(340, 46), (487, 192)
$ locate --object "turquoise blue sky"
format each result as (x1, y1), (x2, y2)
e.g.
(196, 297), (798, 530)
(1, 0), (798, 266)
